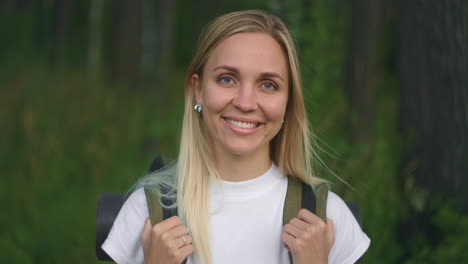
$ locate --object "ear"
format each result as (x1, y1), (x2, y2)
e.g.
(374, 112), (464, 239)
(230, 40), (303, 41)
(191, 73), (202, 104)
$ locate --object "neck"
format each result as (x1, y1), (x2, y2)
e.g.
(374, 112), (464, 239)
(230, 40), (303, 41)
(214, 148), (272, 182)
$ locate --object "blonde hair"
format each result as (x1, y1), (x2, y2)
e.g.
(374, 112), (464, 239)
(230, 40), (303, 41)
(140, 10), (323, 263)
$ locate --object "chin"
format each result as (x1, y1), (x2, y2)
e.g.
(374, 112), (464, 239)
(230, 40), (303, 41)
(222, 142), (264, 157)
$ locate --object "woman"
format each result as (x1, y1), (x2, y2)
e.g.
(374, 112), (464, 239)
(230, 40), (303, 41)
(102, 10), (370, 264)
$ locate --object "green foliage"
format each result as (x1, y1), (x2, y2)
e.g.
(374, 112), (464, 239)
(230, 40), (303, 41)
(0, 61), (182, 263)
(400, 198), (468, 264)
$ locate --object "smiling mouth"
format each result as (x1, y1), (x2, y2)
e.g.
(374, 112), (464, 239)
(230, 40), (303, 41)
(224, 118), (261, 129)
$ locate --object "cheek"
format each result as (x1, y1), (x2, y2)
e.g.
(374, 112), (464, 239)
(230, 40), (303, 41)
(263, 96), (288, 121)
(202, 84), (232, 113)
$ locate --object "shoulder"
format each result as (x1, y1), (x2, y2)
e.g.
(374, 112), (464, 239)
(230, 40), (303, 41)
(326, 191), (371, 264)
(101, 188), (148, 264)
(326, 191), (354, 222)
(115, 188), (149, 223)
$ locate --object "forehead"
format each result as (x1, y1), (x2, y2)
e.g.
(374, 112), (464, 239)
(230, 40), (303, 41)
(204, 33), (288, 77)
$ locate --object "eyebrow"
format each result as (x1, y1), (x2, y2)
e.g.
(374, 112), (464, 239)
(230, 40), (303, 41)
(213, 65), (286, 82)
(260, 72), (286, 82)
(213, 65), (240, 74)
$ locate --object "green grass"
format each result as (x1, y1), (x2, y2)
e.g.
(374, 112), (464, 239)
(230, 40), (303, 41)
(0, 63), (183, 263)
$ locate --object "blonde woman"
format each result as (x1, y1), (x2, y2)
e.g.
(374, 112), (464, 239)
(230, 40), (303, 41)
(102, 10), (370, 264)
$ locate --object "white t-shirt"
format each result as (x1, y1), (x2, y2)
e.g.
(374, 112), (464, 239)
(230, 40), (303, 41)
(102, 164), (370, 264)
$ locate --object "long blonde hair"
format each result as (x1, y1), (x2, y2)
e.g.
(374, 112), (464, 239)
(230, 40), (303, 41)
(141, 10), (323, 263)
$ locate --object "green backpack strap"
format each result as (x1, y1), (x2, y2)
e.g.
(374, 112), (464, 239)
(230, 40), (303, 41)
(144, 186), (188, 264)
(314, 182), (329, 222)
(284, 177), (329, 263)
(144, 185), (164, 225)
(283, 177), (329, 223)
(283, 176), (302, 225)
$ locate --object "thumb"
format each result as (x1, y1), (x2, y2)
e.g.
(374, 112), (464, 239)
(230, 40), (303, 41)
(326, 218), (335, 245)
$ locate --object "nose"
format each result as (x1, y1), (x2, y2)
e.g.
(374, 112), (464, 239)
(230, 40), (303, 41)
(232, 84), (258, 112)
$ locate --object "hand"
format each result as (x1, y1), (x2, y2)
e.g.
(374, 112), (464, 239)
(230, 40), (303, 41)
(141, 216), (194, 264)
(281, 209), (334, 264)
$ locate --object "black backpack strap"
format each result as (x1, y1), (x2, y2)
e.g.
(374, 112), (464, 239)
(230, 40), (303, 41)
(301, 180), (316, 215)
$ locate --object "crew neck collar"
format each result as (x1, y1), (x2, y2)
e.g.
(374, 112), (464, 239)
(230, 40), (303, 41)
(210, 163), (285, 200)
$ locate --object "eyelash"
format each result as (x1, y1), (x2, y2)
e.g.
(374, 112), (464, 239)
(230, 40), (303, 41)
(217, 76), (279, 90)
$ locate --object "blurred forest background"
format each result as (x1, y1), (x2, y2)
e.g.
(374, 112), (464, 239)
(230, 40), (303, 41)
(1, 0), (467, 263)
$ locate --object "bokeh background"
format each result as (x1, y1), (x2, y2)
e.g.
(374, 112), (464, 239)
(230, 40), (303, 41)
(1, 0), (467, 263)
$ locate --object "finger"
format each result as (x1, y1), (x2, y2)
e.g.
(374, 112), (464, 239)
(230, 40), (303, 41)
(327, 218), (335, 244)
(290, 217), (308, 230)
(283, 223), (303, 238)
(298, 208), (323, 225)
(176, 244), (195, 263)
(168, 224), (189, 239)
(280, 232), (296, 252)
(141, 218), (152, 246)
(154, 216), (182, 233)
(182, 235), (193, 245)
(175, 235), (193, 248)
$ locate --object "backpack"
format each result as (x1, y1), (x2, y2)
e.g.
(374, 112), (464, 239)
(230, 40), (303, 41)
(144, 158), (330, 264)
(95, 157), (361, 262)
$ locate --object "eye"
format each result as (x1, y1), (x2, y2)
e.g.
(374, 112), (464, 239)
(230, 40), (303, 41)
(262, 82), (277, 90)
(219, 77), (234, 84)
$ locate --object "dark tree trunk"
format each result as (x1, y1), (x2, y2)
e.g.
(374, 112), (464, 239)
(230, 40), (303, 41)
(399, 0), (468, 208)
(87, 0), (104, 79)
(34, 0), (44, 53)
(155, 0), (177, 91)
(141, 0), (158, 78)
(345, 0), (384, 144)
(112, 0), (142, 89)
(52, 0), (73, 66)
(398, 0), (468, 260)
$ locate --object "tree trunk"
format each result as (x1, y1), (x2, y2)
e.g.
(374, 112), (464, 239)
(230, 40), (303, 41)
(154, 0), (177, 96)
(87, 0), (104, 80)
(399, 0), (468, 205)
(398, 0), (468, 260)
(112, 0), (142, 89)
(140, 0), (158, 78)
(52, 0), (73, 66)
(345, 0), (384, 144)
(34, 0), (44, 53)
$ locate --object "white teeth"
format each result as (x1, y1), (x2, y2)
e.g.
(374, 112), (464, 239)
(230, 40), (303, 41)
(226, 119), (257, 129)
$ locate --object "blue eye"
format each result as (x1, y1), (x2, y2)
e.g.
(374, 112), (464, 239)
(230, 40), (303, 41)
(220, 77), (233, 84)
(262, 82), (276, 90)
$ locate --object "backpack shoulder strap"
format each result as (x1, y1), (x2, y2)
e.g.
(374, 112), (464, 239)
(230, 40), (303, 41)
(144, 184), (178, 224)
(314, 182), (329, 222)
(144, 185), (187, 264)
(284, 177), (329, 224)
(283, 176), (302, 225)
(144, 185), (164, 225)
(284, 177), (329, 263)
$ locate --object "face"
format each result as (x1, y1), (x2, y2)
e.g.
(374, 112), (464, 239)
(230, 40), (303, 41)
(192, 33), (289, 159)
